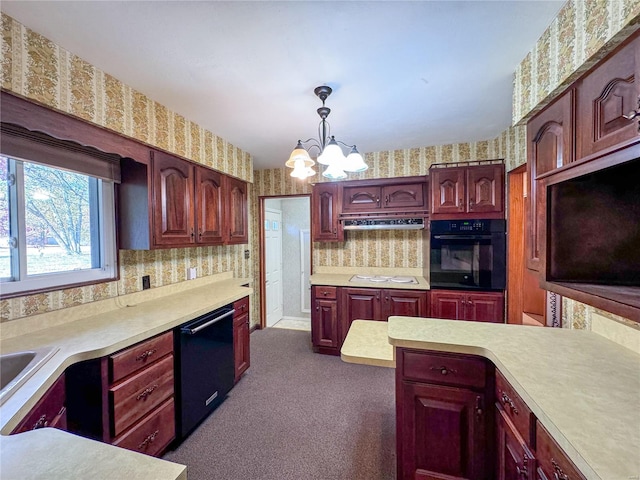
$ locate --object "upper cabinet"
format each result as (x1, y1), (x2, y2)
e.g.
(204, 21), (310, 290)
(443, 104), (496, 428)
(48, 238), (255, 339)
(576, 34), (640, 160)
(430, 162), (504, 220)
(342, 178), (427, 214)
(311, 182), (344, 242)
(119, 151), (248, 249)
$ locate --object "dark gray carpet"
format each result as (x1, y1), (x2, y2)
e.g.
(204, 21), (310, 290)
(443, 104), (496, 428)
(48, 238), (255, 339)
(163, 328), (396, 480)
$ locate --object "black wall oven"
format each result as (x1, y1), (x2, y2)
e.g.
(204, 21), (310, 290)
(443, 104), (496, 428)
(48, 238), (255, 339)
(430, 219), (506, 291)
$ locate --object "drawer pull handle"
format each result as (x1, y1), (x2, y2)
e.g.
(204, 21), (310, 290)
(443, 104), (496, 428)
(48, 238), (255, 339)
(32, 414), (49, 430)
(138, 429), (159, 450)
(136, 384), (159, 401)
(516, 457), (529, 478)
(135, 349), (157, 362)
(430, 366), (456, 376)
(501, 392), (519, 414)
(552, 459), (570, 480)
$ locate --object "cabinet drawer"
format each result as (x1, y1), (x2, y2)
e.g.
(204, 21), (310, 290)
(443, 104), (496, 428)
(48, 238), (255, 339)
(233, 296), (249, 316)
(400, 349), (486, 389)
(314, 286), (337, 300)
(536, 420), (586, 480)
(110, 331), (173, 383)
(112, 398), (175, 457)
(12, 374), (66, 434)
(496, 370), (534, 447)
(110, 355), (174, 437)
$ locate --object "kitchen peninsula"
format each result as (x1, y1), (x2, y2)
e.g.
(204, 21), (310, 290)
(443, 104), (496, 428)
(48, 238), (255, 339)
(341, 317), (640, 480)
(0, 272), (252, 479)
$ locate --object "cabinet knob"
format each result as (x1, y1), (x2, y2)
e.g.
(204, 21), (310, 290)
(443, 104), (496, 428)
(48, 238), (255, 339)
(322, 291), (328, 296)
(385, 296), (389, 301)
(32, 414), (49, 430)
(385, 195), (389, 204)
(458, 199), (464, 211)
(430, 365), (456, 376)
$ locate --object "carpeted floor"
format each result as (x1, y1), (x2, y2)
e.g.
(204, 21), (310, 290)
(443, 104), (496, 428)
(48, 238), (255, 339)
(163, 328), (396, 480)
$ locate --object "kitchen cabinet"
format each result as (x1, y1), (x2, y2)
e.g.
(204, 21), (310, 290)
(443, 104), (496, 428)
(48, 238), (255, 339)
(576, 34), (640, 160)
(196, 167), (225, 244)
(341, 287), (428, 344)
(526, 90), (575, 273)
(341, 177), (428, 214)
(233, 296), (250, 382)
(496, 405), (535, 480)
(396, 349), (491, 480)
(430, 163), (504, 220)
(11, 374), (67, 434)
(535, 420), (586, 480)
(311, 182), (343, 242)
(311, 286), (340, 355)
(225, 176), (249, 244)
(430, 290), (504, 323)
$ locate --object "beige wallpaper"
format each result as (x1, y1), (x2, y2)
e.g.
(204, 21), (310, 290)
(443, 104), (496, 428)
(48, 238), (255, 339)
(513, 0), (640, 124)
(0, 13), (253, 324)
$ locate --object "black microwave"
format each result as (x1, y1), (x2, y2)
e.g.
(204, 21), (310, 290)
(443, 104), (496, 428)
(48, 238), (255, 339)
(429, 219), (506, 291)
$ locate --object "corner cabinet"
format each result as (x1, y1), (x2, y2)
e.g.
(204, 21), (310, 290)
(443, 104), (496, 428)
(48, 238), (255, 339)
(430, 290), (505, 323)
(430, 162), (504, 220)
(311, 182), (343, 242)
(233, 296), (250, 382)
(396, 349), (492, 480)
(11, 374), (67, 434)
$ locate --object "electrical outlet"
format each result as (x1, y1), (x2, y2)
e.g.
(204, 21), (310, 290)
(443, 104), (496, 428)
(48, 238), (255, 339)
(142, 275), (150, 290)
(187, 267), (197, 280)
(244, 249), (250, 259)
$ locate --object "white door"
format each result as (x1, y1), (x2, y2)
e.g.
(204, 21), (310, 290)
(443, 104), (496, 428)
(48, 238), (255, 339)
(300, 229), (311, 313)
(265, 209), (283, 327)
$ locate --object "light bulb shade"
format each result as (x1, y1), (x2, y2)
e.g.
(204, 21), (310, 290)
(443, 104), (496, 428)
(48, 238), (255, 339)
(285, 141), (315, 168)
(343, 146), (368, 172)
(322, 161), (347, 180)
(318, 136), (346, 165)
(290, 158), (310, 178)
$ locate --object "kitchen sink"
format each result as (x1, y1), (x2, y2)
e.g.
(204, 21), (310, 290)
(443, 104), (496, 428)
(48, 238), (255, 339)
(0, 346), (59, 405)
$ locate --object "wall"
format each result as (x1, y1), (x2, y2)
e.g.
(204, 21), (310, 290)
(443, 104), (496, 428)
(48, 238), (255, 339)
(0, 13), (253, 325)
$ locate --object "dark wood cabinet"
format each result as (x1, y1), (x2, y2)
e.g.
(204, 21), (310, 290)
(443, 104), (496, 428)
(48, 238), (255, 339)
(195, 167), (225, 244)
(496, 405), (535, 480)
(12, 374), (67, 434)
(430, 163), (504, 220)
(225, 176), (249, 244)
(430, 290), (504, 323)
(396, 349), (491, 480)
(535, 420), (586, 480)
(311, 286), (340, 355)
(311, 182), (343, 242)
(342, 180), (427, 213)
(576, 34), (640, 160)
(526, 90), (575, 273)
(233, 296), (250, 382)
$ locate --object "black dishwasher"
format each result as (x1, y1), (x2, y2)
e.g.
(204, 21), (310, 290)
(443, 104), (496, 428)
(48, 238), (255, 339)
(174, 304), (235, 441)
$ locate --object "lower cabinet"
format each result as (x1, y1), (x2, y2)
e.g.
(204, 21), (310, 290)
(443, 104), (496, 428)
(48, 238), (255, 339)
(396, 348), (492, 480)
(233, 296), (251, 382)
(311, 286), (340, 355)
(11, 373), (67, 434)
(430, 289), (505, 323)
(535, 421), (586, 480)
(496, 404), (535, 480)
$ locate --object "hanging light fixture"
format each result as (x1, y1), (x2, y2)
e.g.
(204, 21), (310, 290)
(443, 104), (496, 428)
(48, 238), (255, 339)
(286, 85), (368, 180)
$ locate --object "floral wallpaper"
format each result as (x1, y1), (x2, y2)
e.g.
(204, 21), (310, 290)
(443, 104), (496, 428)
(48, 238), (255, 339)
(0, 13), (253, 324)
(513, 0), (640, 124)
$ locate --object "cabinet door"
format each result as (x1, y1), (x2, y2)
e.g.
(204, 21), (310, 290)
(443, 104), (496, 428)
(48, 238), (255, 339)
(311, 297), (339, 349)
(430, 167), (465, 216)
(381, 182), (426, 210)
(526, 91), (574, 272)
(341, 288), (383, 343)
(225, 176), (248, 244)
(430, 290), (465, 320)
(12, 374), (67, 434)
(233, 311), (250, 382)
(152, 151), (195, 246)
(466, 165), (504, 215)
(577, 34), (640, 159)
(311, 183), (343, 242)
(383, 289), (428, 318)
(195, 167), (224, 244)
(399, 382), (486, 480)
(465, 292), (504, 323)
(496, 405), (535, 480)
(342, 185), (382, 212)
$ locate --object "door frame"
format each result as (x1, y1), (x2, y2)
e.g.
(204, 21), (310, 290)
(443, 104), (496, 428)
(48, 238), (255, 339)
(258, 194), (312, 329)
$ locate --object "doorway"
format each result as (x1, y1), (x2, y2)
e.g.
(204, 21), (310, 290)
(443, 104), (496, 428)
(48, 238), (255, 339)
(260, 196), (312, 330)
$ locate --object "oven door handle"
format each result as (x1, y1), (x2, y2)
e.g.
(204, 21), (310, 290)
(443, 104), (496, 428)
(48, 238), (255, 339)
(181, 309), (235, 335)
(432, 234), (492, 240)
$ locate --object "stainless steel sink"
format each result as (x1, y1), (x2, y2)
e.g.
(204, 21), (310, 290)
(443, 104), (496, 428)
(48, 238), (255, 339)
(0, 346), (59, 405)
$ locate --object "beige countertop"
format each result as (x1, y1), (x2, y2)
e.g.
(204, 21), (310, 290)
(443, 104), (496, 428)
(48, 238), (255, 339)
(310, 266), (429, 290)
(0, 272), (253, 480)
(341, 317), (640, 480)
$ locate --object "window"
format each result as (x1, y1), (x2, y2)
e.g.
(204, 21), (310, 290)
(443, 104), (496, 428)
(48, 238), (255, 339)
(1, 124), (119, 296)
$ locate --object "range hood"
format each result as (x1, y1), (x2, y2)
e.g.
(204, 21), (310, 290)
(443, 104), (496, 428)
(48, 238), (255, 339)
(342, 218), (425, 230)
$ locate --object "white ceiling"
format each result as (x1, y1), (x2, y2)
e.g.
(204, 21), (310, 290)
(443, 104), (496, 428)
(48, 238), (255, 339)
(1, 1), (564, 170)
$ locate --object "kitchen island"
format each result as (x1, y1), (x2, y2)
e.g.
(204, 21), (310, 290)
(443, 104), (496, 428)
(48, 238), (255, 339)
(342, 317), (640, 480)
(0, 272), (253, 480)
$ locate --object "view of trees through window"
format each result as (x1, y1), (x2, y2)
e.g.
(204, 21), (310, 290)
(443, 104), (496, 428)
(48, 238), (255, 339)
(1, 156), (97, 279)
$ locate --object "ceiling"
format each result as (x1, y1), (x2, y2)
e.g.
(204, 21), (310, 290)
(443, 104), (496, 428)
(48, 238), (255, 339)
(1, 1), (564, 170)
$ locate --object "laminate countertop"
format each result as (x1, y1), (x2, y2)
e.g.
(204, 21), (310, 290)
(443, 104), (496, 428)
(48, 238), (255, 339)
(310, 266), (429, 290)
(0, 272), (253, 480)
(341, 317), (640, 480)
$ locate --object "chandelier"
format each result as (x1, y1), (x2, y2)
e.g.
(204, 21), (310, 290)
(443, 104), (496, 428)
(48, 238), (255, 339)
(286, 85), (368, 180)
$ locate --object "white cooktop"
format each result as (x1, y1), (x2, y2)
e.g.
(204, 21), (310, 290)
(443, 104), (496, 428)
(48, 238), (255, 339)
(349, 274), (418, 284)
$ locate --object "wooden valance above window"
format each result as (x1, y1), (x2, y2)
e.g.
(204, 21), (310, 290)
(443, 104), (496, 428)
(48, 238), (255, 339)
(1, 122), (121, 183)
